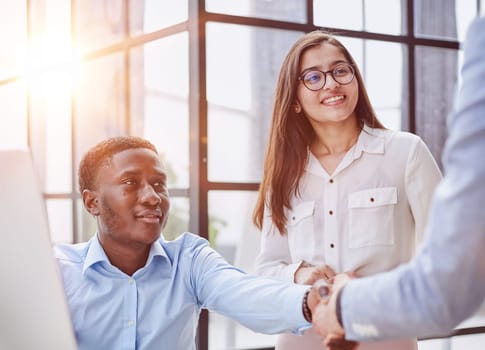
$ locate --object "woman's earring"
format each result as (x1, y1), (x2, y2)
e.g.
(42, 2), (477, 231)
(294, 104), (302, 114)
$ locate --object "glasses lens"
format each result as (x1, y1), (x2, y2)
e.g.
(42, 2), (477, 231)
(302, 70), (325, 91)
(332, 64), (355, 85)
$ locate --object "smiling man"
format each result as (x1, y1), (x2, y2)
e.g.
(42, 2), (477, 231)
(53, 136), (332, 350)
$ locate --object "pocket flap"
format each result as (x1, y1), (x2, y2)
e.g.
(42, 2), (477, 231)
(348, 187), (397, 209)
(288, 201), (315, 225)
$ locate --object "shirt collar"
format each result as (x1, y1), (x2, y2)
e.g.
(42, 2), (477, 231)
(82, 233), (169, 275)
(353, 124), (386, 157)
(82, 234), (109, 275)
(145, 239), (168, 267)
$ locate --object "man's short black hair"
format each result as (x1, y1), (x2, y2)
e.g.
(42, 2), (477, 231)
(78, 136), (158, 192)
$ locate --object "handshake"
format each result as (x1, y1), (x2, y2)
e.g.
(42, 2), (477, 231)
(300, 264), (357, 350)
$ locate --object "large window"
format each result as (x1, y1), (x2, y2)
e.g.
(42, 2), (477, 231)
(1, 1), (484, 349)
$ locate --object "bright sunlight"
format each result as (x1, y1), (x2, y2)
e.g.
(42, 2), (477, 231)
(20, 34), (83, 95)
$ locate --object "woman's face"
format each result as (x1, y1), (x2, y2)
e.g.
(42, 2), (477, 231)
(296, 42), (359, 127)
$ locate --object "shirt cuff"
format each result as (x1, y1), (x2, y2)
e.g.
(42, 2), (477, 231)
(287, 284), (312, 334)
(286, 261), (305, 282)
(336, 286), (344, 327)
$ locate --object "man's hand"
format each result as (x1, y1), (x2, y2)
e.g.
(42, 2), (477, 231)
(312, 273), (354, 338)
(308, 275), (358, 350)
(307, 278), (331, 315)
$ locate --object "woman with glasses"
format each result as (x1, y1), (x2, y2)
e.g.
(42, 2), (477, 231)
(253, 30), (442, 350)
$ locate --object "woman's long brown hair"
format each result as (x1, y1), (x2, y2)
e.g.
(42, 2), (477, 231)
(253, 30), (385, 235)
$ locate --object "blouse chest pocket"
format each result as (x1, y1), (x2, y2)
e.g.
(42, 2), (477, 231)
(287, 201), (315, 254)
(348, 187), (397, 248)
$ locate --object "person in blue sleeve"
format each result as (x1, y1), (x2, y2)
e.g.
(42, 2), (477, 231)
(54, 135), (354, 350)
(312, 15), (485, 348)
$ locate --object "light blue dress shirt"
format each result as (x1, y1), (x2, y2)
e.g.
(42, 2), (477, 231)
(54, 233), (309, 350)
(340, 15), (485, 341)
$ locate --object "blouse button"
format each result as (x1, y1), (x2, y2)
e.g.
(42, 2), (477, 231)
(329, 179), (334, 184)
(330, 243), (335, 248)
(370, 197), (375, 202)
(329, 210), (333, 215)
(292, 216), (296, 220)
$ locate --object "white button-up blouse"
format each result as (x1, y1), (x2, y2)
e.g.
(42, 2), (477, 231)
(255, 125), (443, 350)
(255, 126), (442, 282)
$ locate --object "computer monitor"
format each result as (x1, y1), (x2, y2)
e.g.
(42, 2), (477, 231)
(0, 149), (77, 349)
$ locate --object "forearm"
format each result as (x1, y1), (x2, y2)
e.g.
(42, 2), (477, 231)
(192, 241), (310, 334)
(206, 270), (310, 334)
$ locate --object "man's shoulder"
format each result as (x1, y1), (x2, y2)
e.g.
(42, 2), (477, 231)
(159, 233), (216, 271)
(53, 241), (89, 264)
(160, 232), (211, 254)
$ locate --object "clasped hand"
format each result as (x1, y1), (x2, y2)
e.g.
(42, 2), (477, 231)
(306, 270), (357, 350)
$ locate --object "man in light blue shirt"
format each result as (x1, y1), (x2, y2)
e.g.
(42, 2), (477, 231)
(312, 15), (485, 345)
(55, 136), (328, 350)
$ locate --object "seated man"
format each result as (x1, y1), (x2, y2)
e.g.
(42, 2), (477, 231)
(54, 136), (341, 350)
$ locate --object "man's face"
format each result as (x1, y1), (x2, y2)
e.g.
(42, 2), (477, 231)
(90, 148), (170, 251)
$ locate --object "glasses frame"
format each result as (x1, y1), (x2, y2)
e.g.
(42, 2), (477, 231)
(298, 62), (355, 91)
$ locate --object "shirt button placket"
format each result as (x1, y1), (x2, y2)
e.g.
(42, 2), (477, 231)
(325, 176), (338, 267)
(125, 277), (138, 349)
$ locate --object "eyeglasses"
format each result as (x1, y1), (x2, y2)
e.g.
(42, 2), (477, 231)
(298, 63), (355, 91)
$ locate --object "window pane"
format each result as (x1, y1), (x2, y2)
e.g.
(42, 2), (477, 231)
(451, 334), (485, 350)
(414, 0), (477, 41)
(208, 190), (276, 349)
(46, 199), (73, 243)
(29, 0), (71, 49)
(74, 53), (126, 185)
(314, 0), (403, 35)
(314, 0), (363, 31)
(363, 0), (403, 34)
(0, 82), (27, 149)
(451, 309), (485, 349)
(0, 0), (26, 80)
(361, 40), (403, 131)
(206, 0), (306, 23)
(30, 70), (72, 193)
(129, 0), (188, 35)
(75, 0), (125, 52)
(162, 197), (189, 241)
(333, 37), (404, 131)
(76, 198), (96, 242)
(206, 22), (302, 182)
(44, 92), (72, 193)
(418, 338), (451, 349)
(415, 46), (458, 169)
(130, 33), (189, 188)
(24, 0), (73, 192)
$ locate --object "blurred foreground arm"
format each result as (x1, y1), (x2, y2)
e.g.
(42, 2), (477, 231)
(315, 16), (485, 341)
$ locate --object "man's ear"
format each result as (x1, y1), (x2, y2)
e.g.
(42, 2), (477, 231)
(82, 189), (100, 216)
